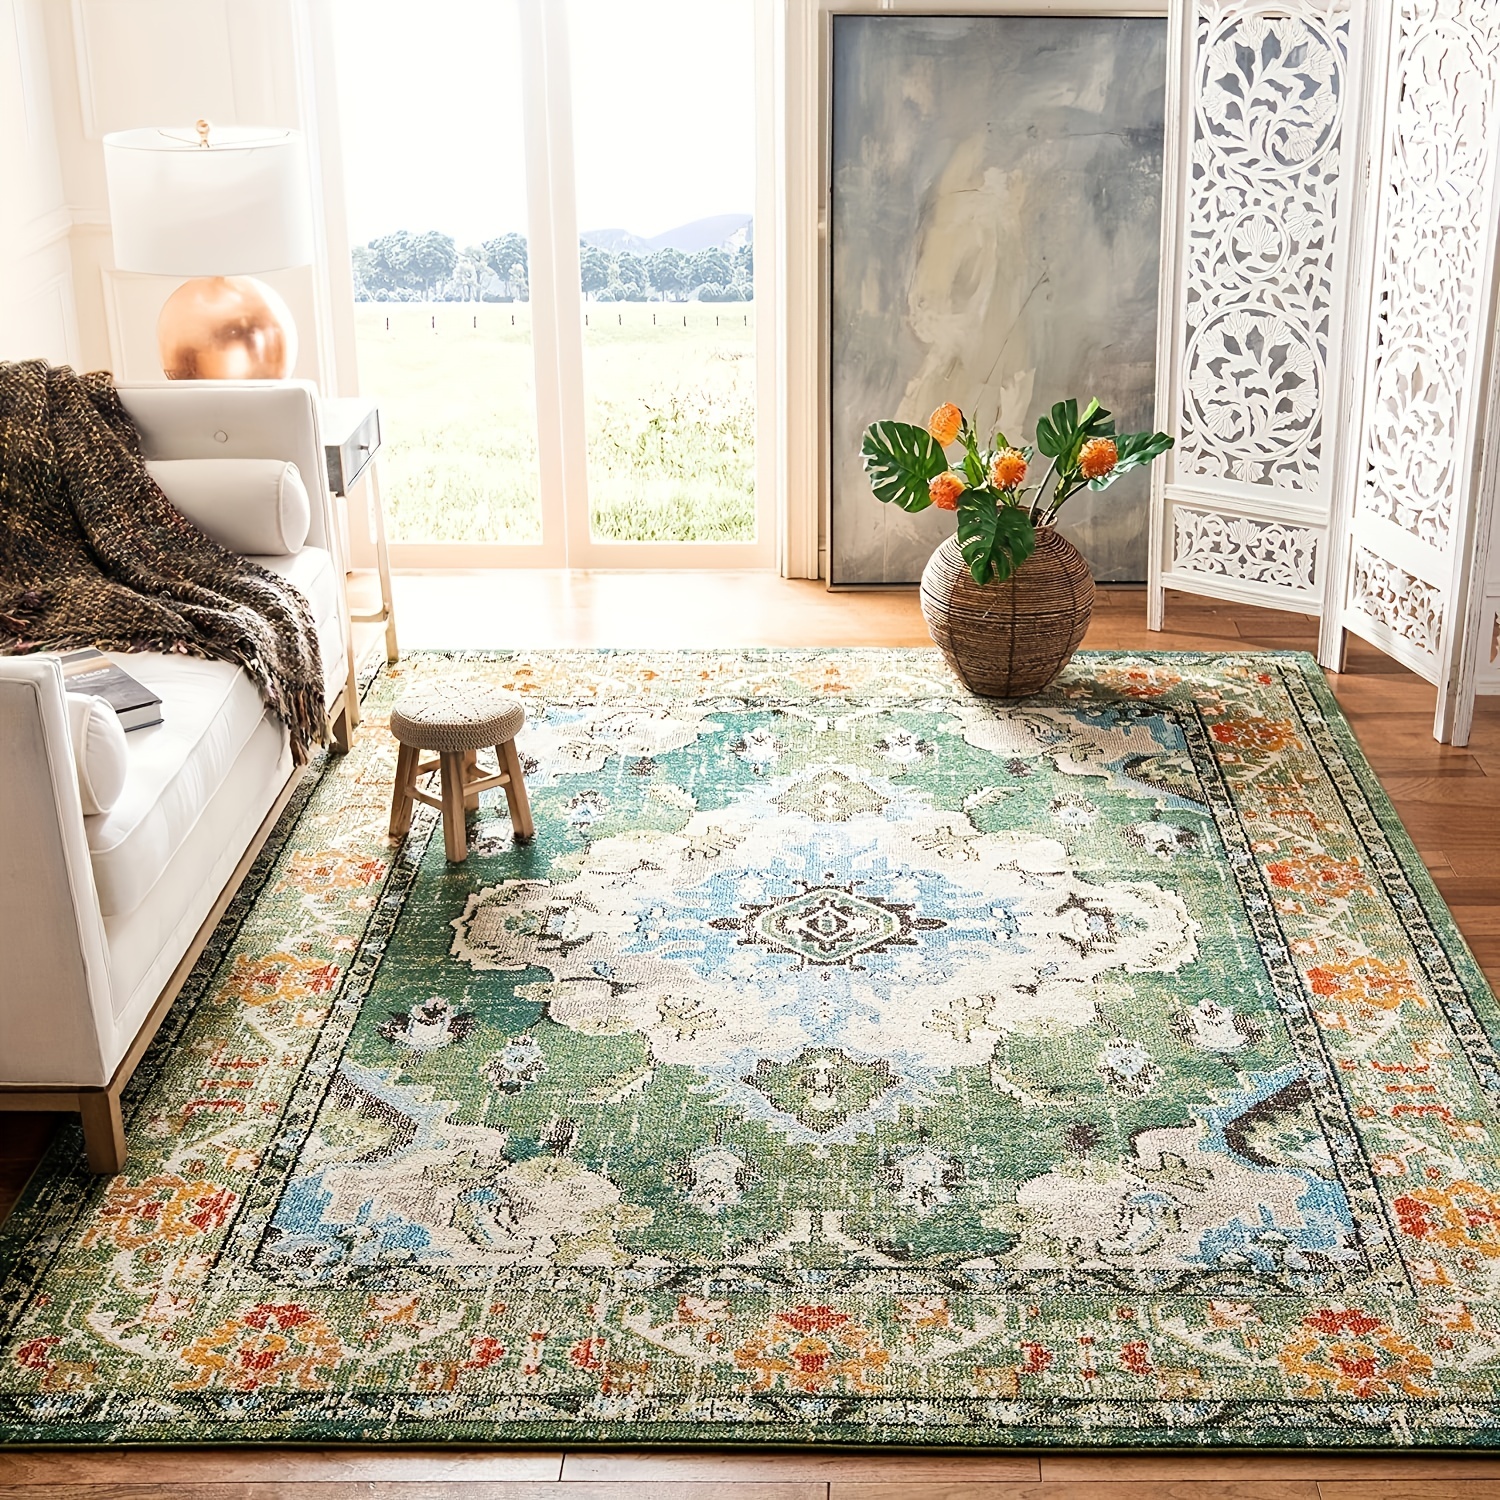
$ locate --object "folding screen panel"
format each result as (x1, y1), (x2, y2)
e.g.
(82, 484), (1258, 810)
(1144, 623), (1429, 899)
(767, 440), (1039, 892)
(1336, 1), (1500, 742)
(1149, 0), (1365, 626)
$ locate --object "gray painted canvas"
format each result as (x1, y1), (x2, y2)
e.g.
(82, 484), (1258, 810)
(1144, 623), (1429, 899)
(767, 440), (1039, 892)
(829, 15), (1167, 584)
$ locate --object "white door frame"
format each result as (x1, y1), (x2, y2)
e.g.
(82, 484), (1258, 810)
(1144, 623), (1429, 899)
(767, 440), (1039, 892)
(538, 0), (778, 570)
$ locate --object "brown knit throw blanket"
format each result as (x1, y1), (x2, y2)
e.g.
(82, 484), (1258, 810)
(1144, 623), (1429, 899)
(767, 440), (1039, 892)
(0, 360), (327, 760)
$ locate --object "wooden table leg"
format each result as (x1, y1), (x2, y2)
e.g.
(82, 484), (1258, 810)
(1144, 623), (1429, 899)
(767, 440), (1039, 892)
(346, 461), (399, 665)
(367, 461), (399, 664)
(389, 742), (418, 837)
(498, 738), (535, 842)
(341, 614), (362, 735)
(440, 750), (469, 861)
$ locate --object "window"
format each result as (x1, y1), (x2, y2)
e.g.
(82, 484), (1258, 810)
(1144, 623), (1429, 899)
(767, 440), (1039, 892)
(331, 0), (774, 567)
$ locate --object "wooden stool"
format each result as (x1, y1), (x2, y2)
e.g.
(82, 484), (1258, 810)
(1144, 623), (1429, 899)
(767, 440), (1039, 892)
(387, 680), (534, 861)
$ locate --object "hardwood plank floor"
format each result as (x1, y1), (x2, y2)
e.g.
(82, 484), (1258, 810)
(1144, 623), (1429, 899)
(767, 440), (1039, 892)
(558, 1452), (1043, 1483)
(3, 573), (1498, 1495)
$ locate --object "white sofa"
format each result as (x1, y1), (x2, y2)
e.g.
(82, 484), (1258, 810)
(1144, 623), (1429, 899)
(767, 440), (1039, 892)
(0, 381), (356, 1173)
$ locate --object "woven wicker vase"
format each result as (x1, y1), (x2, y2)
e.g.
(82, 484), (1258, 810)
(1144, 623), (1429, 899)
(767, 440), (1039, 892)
(919, 527), (1094, 697)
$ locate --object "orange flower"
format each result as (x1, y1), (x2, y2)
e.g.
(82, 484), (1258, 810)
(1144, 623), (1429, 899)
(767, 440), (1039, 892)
(278, 849), (386, 896)
(989, 448), (1028, 490)
(1265, 853), (1370, 900)
(1306, 954), (1425, 1014)
(1278, 1310), (1433, 1399)
(895, 1296), (950, 1329)
(219, 951), (342, 1009)
(1079, 437), (1118, 480)
(928, 403), (963, 446)
(928, 472), (965, 511)
(734, 1306), (889, 1394)
(1208, 717), (1297, 753)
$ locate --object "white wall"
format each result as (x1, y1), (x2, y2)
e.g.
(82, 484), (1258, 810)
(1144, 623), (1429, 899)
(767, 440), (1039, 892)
(0, 0), (81, 365)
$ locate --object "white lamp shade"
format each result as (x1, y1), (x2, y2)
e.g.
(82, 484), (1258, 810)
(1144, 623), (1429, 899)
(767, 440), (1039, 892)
(103, 125), (314, 277)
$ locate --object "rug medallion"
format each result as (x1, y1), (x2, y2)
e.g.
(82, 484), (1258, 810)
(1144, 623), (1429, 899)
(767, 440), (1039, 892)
(1, 650), (1497, 1446)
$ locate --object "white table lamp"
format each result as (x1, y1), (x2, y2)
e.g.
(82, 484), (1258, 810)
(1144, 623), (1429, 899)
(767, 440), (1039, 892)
(103, 121), (314, 380)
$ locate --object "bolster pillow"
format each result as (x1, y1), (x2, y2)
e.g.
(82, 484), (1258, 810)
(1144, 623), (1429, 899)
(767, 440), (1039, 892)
(65, 692), (129, 816)
(147, 458), (312, 556)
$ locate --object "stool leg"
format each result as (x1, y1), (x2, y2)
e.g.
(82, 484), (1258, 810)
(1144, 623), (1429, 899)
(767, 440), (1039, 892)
(462, 749), (481, 811)
(498, 738), (535, 842)
(440, 750), (469, 862)
(389, 742), (418, 837)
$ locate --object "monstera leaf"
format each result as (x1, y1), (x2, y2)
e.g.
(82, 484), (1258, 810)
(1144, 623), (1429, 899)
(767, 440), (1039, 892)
(1079, 429), (1177, 491)
(1036, 398), (1113, 470)
(861, 420), (948, 512)
(957, 497), (1036, 586)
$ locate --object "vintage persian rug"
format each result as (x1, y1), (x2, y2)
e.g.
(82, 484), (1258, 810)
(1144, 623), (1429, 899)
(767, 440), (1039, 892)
(3, 649), (1499, 1448)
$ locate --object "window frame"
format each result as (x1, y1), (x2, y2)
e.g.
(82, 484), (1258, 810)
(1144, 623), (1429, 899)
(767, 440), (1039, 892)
(307, 0), (781, 571)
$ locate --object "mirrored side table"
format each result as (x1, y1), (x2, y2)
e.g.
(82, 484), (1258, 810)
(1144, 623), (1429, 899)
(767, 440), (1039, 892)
(321, 396), (399, 666)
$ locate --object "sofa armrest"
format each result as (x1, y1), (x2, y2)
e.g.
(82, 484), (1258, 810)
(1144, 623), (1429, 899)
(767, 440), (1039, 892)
(116, 382), (353, 722)
(116, 381), (342, 569)
(0, 657), (115, 1088)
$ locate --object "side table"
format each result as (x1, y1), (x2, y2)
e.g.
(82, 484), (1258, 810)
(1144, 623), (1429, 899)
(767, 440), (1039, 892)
(321, 397), (399, 667)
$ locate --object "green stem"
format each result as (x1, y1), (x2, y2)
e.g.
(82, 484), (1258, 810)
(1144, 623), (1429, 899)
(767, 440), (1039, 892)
(1029, 458), (1059, 523)
(1045, 478), (1080, 523)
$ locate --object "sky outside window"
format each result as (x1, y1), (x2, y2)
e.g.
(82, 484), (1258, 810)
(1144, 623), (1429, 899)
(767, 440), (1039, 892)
(337, 0), (753, 246)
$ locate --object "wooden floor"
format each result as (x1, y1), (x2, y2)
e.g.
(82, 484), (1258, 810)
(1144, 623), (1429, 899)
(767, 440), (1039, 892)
(3, 572), (1499, 1499)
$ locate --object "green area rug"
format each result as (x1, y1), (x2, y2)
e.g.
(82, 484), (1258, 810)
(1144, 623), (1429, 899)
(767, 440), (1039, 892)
(3, 649), (1499, 1447)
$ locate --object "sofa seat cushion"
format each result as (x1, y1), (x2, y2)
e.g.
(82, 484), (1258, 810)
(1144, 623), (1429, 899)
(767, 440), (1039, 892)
(248, 547), (345, 701)
(84, 547), (341, 920)
(85, 652), (270, 919)
(103, 713), (290, 1033)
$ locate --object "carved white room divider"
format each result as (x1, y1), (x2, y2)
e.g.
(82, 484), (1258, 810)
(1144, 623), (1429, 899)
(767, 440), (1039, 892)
(1149, 0), (1366, 626)
(1337, 0), (1500, 743)
(1150, 0), (1500, 743)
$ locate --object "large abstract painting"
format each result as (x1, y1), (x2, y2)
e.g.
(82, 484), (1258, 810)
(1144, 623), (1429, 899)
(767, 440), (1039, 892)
(829, 14), (1167, 585)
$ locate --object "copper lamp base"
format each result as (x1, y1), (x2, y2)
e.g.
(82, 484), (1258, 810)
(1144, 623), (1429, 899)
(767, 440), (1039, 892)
(157, 275), (297, 380)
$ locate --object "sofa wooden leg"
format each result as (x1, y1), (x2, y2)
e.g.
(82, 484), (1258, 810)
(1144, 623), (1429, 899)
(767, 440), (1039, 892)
(331, 698), (355, 754)
(79, 1090), (126, 1175)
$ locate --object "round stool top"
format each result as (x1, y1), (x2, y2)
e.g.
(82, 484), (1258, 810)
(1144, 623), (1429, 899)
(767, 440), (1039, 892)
(389, 679), (526, 753)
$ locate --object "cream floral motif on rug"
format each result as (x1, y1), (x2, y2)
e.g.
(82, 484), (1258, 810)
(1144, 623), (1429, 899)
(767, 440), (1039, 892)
(0, 650), (1497, 1446)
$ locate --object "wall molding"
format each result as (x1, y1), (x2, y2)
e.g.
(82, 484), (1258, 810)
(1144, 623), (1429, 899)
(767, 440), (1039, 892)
(7, 204), (73, 260)
(0, 267), (80, 365)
